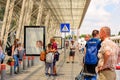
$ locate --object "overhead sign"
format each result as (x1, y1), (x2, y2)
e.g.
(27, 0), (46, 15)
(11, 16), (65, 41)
(60, 23), (70, 32)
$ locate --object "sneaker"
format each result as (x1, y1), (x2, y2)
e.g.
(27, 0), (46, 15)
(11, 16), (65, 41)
(54, 74), (57, 76)
(66, 61), (70, 63)
(14, 71), (18, 74)
(49, 74), (54, 76)
(52, 74), (57, 76)
(45, 73), (49, 76)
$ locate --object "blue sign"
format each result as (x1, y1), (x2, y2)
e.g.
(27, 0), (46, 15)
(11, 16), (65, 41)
(60, 23), (70, 32)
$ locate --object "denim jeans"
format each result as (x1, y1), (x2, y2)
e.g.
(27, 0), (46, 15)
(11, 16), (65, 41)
(13, 55), (19, 72)
(45, 62), (53, 75)
(84, 75), (97, 80)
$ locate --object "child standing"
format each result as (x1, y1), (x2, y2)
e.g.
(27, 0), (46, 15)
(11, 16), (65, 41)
(45, 43), (54, 76)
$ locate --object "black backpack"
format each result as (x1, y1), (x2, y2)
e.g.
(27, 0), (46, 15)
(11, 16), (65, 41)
(6, 46), (12, 56)
(54, 51), (60, 61)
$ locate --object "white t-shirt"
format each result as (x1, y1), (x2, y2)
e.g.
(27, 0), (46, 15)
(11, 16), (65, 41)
(70, 44), (76, 52)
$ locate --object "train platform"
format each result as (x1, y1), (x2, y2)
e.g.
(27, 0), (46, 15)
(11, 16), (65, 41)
(0, 49), (84, 80)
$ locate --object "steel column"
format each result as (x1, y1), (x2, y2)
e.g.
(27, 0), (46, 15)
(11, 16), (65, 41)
(20, 0), (33, 43)
(16, 0), (26, 39)
(0, 0), (10, 42)
(45, 10), (51, 45)
(2, 0), (15, 50)
(36, 0), (44, 26)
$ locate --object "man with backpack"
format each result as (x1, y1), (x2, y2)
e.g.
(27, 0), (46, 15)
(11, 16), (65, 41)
(84, 30), (101, 80)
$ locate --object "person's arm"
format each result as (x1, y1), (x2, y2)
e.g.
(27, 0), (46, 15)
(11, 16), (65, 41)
(84, 47), (86, 55)
(46, 49), (54, 53)
(97, 50), (111, 72)
(11, 45), (15, 57)
(50, 49), (55, 53)
(98, 43), (111, 71)
(104, 50), (111, 65)
(84, 44), (87, 55)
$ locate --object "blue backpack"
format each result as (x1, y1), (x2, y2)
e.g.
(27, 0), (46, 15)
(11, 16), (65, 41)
(84, 38), (101, 65)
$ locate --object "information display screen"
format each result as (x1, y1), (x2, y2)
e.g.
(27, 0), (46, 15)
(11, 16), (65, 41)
(24, 26), (45, 56)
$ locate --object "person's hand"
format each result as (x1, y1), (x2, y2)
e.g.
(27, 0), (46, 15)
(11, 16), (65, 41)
(10, 56), (13, 58)
(98, 66), (103, 72)
(80, 62), (84, 67)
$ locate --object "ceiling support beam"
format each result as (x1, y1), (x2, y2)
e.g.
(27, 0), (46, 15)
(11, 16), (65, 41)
(45, 10), (51, 45)
(36, 0), (44, 26)
(0, 0), (10, 41)
(2, 0), (15, 50)
(20, 0), (33, 43)
(16, 0), (26, 39)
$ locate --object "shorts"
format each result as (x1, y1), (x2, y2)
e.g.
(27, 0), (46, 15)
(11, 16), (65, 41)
(69, 50), (75, 56)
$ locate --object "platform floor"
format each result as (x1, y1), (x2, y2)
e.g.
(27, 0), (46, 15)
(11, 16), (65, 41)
(3, 49), (83, 80)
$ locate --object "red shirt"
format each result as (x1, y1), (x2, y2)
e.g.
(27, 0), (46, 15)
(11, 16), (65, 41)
(52, 42), (57, 50)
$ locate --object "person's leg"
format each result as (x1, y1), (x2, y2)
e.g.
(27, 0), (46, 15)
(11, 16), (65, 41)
(53, 66), (57, 75)
(67, 50), (72, 63)
(69, 56), (71, 62)
(45, 63), (49, 75)
(1, 59), (4, 64)
(84, 76), (90, 80)
(13, 55), (17, 73)
(53, 61), (57, 75)
(72, 52), (75, 63)
(16, 56), (19, 67)
(99, 70), (116, 80)
(67, 56), (70, 63)
(91, 76), (97, 80)
(50, 63), (53, 75)
(71, 56), (74, 62)
(98, 72), (106, 80)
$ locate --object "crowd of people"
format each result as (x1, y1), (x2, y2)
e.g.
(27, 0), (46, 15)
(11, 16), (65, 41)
(78, 26), (120, 80)
(42, 26), (120, 80)
(0, 26), (120, 80)
(0, 39), (25, 74)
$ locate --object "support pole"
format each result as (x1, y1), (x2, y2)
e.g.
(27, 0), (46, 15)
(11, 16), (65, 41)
(18, 61), (22, 73)
(0, 0), (10, 41)
(28, 56), (31, 68)
(45, 10), (51, 44)
(31, 56), (35, 66)
(10, 62), (14, 76)
(64, 32), (66, 60)
(23, 56), (27, 70)
(36, 0), (44, 26)
(3, 0), (15, 50)
(16, 0), (26, 39)
(20, 0), (33, 43)
(1, 64), (6, 80)
(25, 0), (33, 25)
